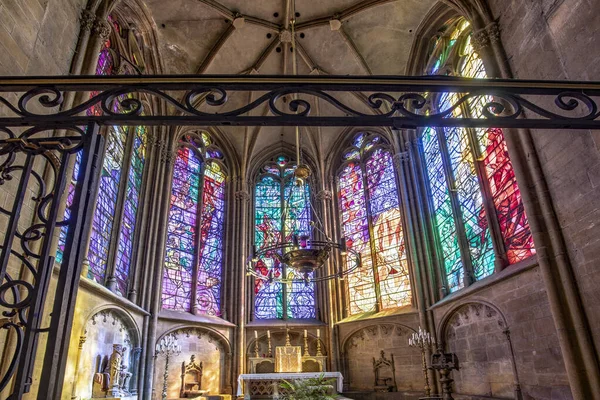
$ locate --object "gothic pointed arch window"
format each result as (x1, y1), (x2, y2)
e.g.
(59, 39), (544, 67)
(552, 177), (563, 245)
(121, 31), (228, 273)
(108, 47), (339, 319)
(56, 15), (150, 298)
(420, 17), (535, 294)
(337, 132), (411, 315)
(162, 132), (227, 316)
(253, 155), (316, 320)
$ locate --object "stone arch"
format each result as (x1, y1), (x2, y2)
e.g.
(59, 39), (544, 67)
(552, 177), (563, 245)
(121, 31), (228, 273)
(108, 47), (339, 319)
(340, 323), (418, 392)
(72, 306), (142, 399)
(157, 325), (233, 395)
(325, 126), (396, 180)
(437, 300), (520, 398)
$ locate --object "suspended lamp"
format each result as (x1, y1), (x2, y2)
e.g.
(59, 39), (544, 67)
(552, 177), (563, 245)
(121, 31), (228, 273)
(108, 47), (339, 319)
(245, 2), (361, 284)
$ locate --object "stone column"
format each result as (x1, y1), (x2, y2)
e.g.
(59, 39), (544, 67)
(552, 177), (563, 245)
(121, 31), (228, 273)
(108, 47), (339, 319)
(395, 130), (437, 390)
(69, 335), (87, 400)
(235, 187), (250, 387)
(129, 347), (142, 396)
(142, 137), (176, 400)
(473, 17), (600, 397)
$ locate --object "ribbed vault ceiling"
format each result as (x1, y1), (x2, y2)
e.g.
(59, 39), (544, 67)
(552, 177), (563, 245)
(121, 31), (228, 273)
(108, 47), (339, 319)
(142, 0), (437, 168)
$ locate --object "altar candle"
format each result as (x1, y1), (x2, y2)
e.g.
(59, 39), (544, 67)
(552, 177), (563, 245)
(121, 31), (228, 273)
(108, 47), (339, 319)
(267, 330), (271, 338)
(304, 329), (307, 338)
(254, 330), (258, 339)
(317, 329), (320, 338)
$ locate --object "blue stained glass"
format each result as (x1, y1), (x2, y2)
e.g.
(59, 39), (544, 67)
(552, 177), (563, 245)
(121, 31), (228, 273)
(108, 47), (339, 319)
(254, 157), (315, 319)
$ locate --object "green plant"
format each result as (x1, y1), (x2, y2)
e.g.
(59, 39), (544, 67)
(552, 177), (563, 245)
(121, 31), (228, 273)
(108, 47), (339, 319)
(279, 374), (338, 400)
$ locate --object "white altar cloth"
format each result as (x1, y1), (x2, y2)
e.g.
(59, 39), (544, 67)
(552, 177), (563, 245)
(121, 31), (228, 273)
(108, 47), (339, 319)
(237, 372), (344, 396)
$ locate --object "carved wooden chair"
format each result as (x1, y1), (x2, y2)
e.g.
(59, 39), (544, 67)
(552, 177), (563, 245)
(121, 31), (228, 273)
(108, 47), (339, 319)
(373, 350), (397, 392)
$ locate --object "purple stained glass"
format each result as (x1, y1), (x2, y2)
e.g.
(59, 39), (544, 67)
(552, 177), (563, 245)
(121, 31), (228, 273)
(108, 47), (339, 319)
(196, 160), (226, 316)
(114, 126), (147, 296)
(56, 44), (114, 263)
(162, 141), (227, 316)
(162, 147), (201, 311)
(87, 126), (127, 283)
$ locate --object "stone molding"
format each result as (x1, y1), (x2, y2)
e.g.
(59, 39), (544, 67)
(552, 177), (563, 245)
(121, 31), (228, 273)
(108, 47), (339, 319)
(80, 10), (96, 32)
(471, 21), (501, 53)
(92, 19), (111, 40)
(235, 190), (251, 202)
(316, 189), (333, 201)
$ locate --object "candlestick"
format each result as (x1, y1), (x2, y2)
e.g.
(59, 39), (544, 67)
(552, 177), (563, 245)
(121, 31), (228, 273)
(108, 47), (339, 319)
(156, 334), (181, 400)
(285, 327), (292, 346)
(316, 336), (323, 357)
(303, 331), (310, 356)
(254, 333), (260, 358)
(317, 329), (320, 338)
(267, 332), (272, 357)
(408, 326), (433, 397)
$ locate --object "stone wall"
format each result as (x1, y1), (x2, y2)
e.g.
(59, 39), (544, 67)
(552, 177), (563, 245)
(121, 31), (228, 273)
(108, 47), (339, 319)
(0, 0), (85, 75)
(487, 0), (600, 354)
(432, 265), (571, 400)
(152, 326), (231, 399)
(337, 313), (424, 396)
(60, 279), (147, 400)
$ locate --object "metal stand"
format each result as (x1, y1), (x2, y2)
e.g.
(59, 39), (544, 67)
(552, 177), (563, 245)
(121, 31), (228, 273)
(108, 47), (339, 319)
(156, 334), (182, 400)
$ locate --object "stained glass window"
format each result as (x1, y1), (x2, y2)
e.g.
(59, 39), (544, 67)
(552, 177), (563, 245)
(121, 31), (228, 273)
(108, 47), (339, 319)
(421, 18), (535, 294)
(254, 156), (316, 320)
(338, 133), (411, 315)
(56, 16), (149, 299)
(162, 133), (226, 316)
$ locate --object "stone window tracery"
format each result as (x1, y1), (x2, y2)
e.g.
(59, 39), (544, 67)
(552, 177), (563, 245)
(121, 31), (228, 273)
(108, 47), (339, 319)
(56, 15), (149, 298)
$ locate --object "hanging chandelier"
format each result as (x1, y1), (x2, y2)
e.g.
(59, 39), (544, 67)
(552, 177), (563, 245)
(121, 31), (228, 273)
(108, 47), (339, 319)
(245, 2), (361, 284)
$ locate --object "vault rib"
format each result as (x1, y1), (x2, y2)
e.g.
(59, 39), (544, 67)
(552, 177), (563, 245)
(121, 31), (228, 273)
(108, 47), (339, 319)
(337, 25), (372, 75)
(195, 23), (236, 74)
(296, 0), (399, 31)
(196, 0), (235, 20)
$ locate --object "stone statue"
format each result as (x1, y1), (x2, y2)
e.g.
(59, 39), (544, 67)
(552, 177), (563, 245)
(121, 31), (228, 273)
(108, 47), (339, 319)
(109, 344), (124, 396)
(91, 344), (134, 398)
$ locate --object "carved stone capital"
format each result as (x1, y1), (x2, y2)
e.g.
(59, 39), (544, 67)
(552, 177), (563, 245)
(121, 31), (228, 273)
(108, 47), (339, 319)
(92, 19), (111, 40)
(470, 29), (490, 53)
(80, 10), (96, 32)
(393, 152), (410, 168)
(316, 189), (333, 201)
(487, 22), (501, 45)
(235, 190), (250, 202)
(471, 22), (501, 53)
(162, 149), (176, 166)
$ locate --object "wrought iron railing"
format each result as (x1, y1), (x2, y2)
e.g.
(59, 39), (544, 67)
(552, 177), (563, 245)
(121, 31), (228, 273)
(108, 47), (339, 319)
(1, 75), (599, 129)
(1, 74), (599, 400)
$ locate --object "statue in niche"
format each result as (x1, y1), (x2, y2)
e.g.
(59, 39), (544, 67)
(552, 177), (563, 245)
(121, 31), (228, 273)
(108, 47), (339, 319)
(91, 344), (132, 398)
(109, 344), (124, 396)
(373, 350), (397, 392)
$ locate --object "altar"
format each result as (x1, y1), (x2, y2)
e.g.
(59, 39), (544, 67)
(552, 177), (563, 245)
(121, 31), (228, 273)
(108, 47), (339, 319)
(237, 372), (344, 399)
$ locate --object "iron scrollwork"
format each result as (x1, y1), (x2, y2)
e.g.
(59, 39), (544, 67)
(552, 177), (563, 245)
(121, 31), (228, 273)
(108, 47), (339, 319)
(0, 75), (599, 129)
(0, 123), (103, 398)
